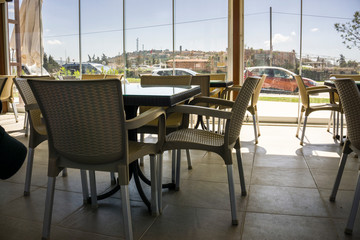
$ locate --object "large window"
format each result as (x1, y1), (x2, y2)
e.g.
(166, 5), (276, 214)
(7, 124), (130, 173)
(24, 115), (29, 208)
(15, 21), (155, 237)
(175, 0), (228, 76)
(125, 0), (172, 80)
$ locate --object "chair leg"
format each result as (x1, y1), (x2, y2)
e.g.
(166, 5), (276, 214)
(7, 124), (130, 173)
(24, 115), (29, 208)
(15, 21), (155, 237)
(186, 149), (192, 170)
(255, 110), (260, 137)
(150, 154), (159, 216)
(171, 150), (176, 184)
(24, 113), (29, 137)
(252, 114), (258, 144)
(340, 113), (344, 145)
(62, 168), (68, 177)
(345, 169), (360, 235)
(11, 101), (18, 123)
(226, 165), (238, 226)
(120, 185), (133, 240)
(139, 134), (144, 166)
(300, 116), (308, 146)
(42, 176), (56, 240)
(330, 140), (351, 202)
(236, 148), (247, 196)
(333, 110), (336, 138)
(296, 111), (304, 138)
(24, 148), (35, 196)
(327, 111), (333, 133)
(88, 170), (98, 209)
(175, 149), (181, 191)
(80, 170), (89, 204)
(157, 154), (163, 214)
(110, 172), (116, 185)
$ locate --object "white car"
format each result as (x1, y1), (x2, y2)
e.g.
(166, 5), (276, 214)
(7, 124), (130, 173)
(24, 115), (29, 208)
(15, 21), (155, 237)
(152, 68), (198, 76)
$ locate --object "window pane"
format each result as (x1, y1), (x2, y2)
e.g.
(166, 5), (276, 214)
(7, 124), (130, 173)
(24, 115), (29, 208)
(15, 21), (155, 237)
(43, 0), (79, 78)
(125, 0), (172, 82)
(175, 0), (228, 76)
(81, 0), (123, 76)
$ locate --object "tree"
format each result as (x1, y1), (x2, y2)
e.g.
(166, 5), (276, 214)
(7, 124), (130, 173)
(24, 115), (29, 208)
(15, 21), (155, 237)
(338, 54), (347, 67)
(334, 11), (360, 50)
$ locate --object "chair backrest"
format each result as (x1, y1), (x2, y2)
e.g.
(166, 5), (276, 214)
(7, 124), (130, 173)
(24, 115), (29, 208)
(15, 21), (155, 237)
(294, 75), (309, 108)
(226, 76), (260, 145)
(20, 75), (54, 79)
(0, 75), (15, 101)
(141, 75), (192, 86)
(104, 74), (123, 80)
(250, 74), (266, 108)
(209, 73), (226, 81)
(191, 75), (210, 97)
(334, 79), (360, 149)
(0, 77), (7, 97)
(13, 78), (46, 134)
(28, 79), (128, 166)
(330, 74), (360, 81)
(13, 78), (38, 107)
(81, 74), (106, 80)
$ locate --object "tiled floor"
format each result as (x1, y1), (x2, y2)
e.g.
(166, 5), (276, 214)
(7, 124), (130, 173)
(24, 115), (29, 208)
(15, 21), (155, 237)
(1, 113), (360, 240)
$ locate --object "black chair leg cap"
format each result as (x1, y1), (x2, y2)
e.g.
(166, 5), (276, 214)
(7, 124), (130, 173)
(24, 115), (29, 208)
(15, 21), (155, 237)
(345, 228), (353, 235)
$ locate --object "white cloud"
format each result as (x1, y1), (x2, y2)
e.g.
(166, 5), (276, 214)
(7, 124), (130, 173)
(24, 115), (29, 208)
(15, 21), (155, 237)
(47, 39), (62, 45)
(264, 33), (291, 47)
(311, 28), (319, 32)
(291, 31), (296, 36)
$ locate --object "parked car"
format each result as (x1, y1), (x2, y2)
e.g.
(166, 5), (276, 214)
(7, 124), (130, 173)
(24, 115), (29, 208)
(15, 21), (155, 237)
(244, 66), (317, 92)
(152, 68), (198, 76)
(22, 64), (50, 76)
(62, 62), (111, 75)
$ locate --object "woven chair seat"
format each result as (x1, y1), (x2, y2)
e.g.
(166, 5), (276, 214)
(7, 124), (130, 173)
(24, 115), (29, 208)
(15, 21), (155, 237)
(166, 128), (224, 147)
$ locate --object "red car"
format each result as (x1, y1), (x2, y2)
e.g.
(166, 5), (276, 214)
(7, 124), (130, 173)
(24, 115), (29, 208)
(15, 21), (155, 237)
(244, 66), (317, 92)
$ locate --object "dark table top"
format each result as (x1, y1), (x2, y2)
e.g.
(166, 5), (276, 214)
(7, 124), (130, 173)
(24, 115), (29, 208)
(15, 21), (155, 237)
(324, 80), (360, 91)
(209, 80), (233, 88)
(122, 84), (201, 107)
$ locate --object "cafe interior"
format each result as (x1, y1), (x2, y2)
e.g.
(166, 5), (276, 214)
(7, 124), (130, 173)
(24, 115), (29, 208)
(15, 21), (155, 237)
(0, 0), (360, 239)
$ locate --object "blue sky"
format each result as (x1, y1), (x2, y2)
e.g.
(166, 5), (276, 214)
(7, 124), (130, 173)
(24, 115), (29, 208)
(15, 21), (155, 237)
(8, 0), (360, 63)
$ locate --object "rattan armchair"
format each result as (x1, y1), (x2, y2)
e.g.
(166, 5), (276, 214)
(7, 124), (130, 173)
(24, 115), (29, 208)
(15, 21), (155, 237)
(0, 75), (18, 122)
(295, 75), (342, 145)
(328, 74), (360, 143)
(28, 79), (166, 240)
(162, 76), (260, 225)
(329, 78), (360, 235)
(13, 78), (51, 196)
(220, 74), (266, 144)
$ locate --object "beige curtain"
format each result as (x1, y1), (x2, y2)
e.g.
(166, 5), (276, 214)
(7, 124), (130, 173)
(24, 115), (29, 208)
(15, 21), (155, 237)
(10, 0), (43, 67)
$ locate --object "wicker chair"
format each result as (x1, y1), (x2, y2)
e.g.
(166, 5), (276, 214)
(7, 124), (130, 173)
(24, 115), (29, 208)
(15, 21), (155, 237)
(0, 75), (19, 122)
(220, 74), (266, 144)
(328, 74), (360, 143)
(28, 79), (165, 240)
(13, 78), (55, 196)
(295, 75), (342, 145)
(162, 76), (260, 225)
(329, 78), (360, 235)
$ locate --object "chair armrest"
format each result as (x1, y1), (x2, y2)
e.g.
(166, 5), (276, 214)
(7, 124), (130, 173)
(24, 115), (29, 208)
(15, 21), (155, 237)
(167, 105), (232, 119)
(190, 96), (234, 108)
(307, 85), (329, 90)
(306, 87), (336, 95)
(126, 107), (166, 130)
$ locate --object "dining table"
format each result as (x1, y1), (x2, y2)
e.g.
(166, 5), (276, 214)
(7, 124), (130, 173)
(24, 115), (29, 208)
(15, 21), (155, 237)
(324, 79), (360, 91)
(97, 83), (201, 212)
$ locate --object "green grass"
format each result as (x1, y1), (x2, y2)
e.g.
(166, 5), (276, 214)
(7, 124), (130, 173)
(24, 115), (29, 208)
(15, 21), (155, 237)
(259, 96), (330, 103)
